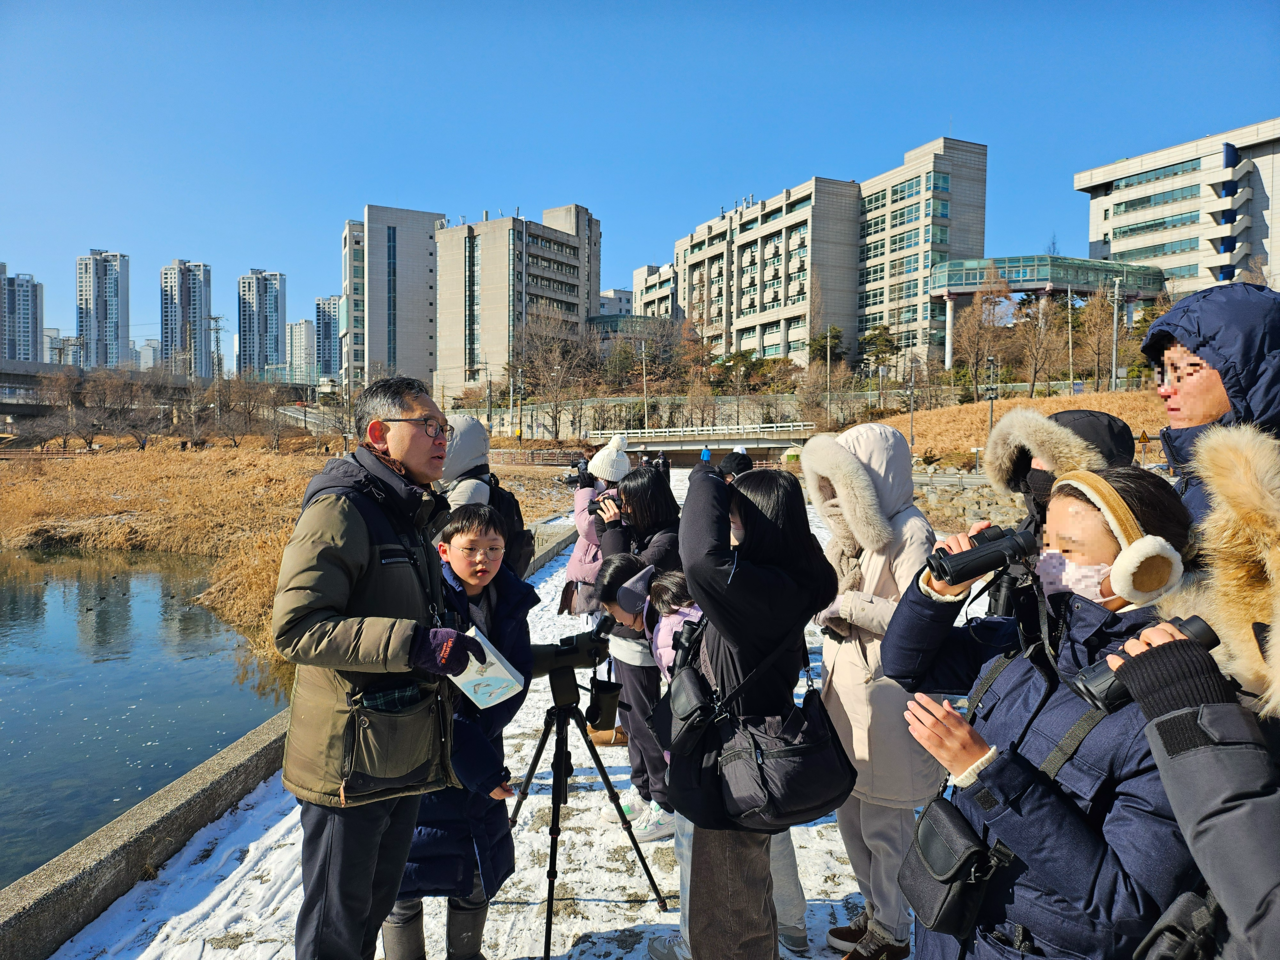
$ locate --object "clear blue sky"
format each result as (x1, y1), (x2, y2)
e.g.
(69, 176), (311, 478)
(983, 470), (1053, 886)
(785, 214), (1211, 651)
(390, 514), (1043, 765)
(2, 2), (1276, 346)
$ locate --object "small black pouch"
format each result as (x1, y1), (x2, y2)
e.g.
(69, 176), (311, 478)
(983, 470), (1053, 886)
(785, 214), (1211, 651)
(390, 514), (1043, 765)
(897, 793), (1008, 938)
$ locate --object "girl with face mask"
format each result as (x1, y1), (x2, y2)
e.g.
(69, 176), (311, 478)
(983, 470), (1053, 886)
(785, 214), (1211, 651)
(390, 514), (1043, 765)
(879, 467), (1202, 960)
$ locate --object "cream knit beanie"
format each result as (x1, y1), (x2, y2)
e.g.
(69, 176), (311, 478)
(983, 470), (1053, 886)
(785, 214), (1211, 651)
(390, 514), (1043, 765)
(589, 434), (632, 483)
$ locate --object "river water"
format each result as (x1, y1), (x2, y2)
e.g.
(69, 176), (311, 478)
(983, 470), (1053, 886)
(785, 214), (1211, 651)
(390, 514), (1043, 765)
(0, 551), (283, 888)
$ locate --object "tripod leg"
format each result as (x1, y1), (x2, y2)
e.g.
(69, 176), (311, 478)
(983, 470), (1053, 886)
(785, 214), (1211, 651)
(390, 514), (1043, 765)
(569, 706), (669, 912)
(543, 708), (570, 960)
(510, 706), (556, 827)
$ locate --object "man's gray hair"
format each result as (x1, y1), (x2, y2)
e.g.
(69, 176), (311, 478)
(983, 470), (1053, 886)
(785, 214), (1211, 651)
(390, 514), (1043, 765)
(354, 376), (433, 440)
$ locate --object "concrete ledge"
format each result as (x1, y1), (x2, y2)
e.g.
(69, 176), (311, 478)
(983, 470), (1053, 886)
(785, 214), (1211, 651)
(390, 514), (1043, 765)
(528, 519), (578, 577)
(0, 709), (290, 960)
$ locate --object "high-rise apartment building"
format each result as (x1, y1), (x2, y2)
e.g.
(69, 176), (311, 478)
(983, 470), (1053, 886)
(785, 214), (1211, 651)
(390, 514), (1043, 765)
(597, 288), (633, 315)
(645, 137), (986, 367)
(76, 250), (130, 368)
(286, 319), (317, 385)
(436, 205), (601, 397)
(237, 269), (286, 376)
(159, 259), (213, 377)
(1, 263), (44, 362)
(315, 295), (340, 377)
(1075, 117), (1278, 293)
(339, 205), (445, 393)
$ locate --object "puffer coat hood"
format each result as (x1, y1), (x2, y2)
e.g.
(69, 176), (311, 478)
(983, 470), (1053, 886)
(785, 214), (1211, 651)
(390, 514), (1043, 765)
(1142, 283), (1280, 520)
(801, 423), (914, 553)
(440, 415), (490, 486)
(1157, 422), (1280, 716)
(983, 408), (1135, 494)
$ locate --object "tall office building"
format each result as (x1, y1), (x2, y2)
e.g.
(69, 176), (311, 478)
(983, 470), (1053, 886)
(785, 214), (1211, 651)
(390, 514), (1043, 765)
(159, 259), (213, 377)
(286, 319), (317, 384)
(644, 137), (986, 367)
(315, 295), (340, 377)
(1, 263), (44, 362)
(1075, 117), (1278, 292)
(76, 250), (130, 368)
(237, 269), (286, 376)
(597, 288), (633, 315)
(436, 204), (601, 397)
(339, 205), (445, 393)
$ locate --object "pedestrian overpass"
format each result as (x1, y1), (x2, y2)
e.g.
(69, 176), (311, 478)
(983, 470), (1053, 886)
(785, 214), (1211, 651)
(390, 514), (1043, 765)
(587, 422), (816, 463)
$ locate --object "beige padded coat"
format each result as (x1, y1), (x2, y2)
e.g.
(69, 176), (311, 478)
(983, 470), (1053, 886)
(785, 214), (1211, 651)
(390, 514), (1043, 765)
(802, 423), (944, 809)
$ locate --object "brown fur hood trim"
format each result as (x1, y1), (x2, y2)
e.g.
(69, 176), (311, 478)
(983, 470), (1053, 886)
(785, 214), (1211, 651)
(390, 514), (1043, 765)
(1156, 423), (1280, 715)
(983, 408), (1109, 493)
(800, 432), (895, 552)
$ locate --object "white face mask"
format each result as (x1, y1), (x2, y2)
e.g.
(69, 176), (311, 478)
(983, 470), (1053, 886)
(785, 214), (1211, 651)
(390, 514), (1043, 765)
(1037, 550), (1113, 603)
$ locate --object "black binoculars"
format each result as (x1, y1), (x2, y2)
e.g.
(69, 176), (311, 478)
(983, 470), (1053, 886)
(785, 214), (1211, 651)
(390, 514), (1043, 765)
(926, 525), (1040, 586)
(1069, 615), (1220, 714)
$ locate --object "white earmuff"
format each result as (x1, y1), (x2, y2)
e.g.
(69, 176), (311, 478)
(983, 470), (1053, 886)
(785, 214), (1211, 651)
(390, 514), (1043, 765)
(1109, 535), (1184, 605)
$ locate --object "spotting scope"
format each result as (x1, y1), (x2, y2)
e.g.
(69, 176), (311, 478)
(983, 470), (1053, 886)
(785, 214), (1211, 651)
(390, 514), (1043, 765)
(530, 614), (616, 709)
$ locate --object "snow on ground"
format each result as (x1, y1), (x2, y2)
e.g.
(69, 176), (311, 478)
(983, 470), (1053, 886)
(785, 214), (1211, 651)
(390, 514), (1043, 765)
(49, 469), (896, 960)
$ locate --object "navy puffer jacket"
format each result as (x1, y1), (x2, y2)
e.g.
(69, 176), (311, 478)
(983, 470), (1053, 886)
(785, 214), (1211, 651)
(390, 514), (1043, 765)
(396, 562), (538, 901)
(1141, 283), (1280, 522)
(881, 578), (1199, 960)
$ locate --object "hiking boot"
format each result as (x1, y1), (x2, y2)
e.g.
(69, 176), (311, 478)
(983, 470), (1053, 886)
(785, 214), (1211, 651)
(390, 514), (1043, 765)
(842, 928), (910, 960)
(647, 934), (691, 960)
(589, 725), (629, 747)
(632, 801), (677, 842)
(600, 787), (644, 824)
(778, 927), (810, 955)
(826, 912), (870, 953)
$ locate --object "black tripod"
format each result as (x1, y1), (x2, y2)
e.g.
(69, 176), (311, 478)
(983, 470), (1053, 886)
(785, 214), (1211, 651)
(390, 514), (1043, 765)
(509, 668), (669, 960)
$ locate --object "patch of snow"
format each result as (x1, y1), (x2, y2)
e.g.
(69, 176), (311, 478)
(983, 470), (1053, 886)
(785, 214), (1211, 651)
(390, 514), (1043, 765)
(54, 467), (954, 960)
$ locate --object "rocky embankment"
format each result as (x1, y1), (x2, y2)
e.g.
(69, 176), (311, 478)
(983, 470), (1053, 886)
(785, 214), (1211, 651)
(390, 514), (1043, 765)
(914, 471), (1026, 533)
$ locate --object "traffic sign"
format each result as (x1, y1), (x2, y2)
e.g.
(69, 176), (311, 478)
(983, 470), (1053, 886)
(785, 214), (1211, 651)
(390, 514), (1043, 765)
(1138, 430), (1150, 445)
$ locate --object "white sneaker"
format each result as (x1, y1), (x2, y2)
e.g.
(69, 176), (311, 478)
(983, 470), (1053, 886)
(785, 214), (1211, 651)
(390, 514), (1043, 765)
(647, 934), (691, 960)
(632, 801), (676, 842)
(600, 787), (644, 824)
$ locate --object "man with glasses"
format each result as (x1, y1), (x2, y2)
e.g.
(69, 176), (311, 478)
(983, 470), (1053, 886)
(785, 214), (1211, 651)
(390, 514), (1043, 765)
(1142, 282), (1280, 521)
(273, 376), (483, 960)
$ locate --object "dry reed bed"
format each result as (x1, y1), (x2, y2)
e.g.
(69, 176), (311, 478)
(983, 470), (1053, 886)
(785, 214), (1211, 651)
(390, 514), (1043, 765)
(0, 449), (574, 670)
(876, 390), (1170, 467)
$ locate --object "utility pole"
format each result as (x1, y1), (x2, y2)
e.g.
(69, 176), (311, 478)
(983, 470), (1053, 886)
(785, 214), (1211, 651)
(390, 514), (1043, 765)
(1110, 276), (1122, 392)
(987, 355), (997, 436)
(1066, 286), (1073, 395)
(641, 339), (649, 431)
(485, 358), (493, 432)
(909, 359), (916, 447)
(516, 367), (524, 445)
(826, 325), (832, 427)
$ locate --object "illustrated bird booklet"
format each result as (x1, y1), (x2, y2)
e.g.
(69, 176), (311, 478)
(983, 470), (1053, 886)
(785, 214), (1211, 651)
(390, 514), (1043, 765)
(452, 626), (525, 708)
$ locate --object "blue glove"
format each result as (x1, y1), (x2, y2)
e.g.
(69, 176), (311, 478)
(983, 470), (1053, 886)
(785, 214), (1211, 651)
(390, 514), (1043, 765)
(410, 627), (486, 677)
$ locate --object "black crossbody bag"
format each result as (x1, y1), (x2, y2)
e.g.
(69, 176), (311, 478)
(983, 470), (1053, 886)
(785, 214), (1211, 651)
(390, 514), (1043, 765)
(898, 639), (1109, 940)
(650, 615), (856, 833)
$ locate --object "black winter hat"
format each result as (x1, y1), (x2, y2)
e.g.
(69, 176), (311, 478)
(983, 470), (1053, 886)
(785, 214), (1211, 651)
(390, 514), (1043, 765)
(719, 452), (754, 477)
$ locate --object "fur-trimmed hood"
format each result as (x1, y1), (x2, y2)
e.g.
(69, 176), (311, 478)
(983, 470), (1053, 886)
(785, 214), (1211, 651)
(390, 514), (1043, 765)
(1156, 423), (1280, 715)
(801, 423), (913, 553)
(983, 407), (1135, 493)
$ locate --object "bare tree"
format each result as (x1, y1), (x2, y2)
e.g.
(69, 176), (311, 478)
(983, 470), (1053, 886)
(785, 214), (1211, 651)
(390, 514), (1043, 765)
(518, 310), (594, 440)
(1077, 287), (1114, 391)
(1013, 295), (1065, 399)
(221, 378), (265, 448)
(952, 265), (1011, 394)
(1239, 254), (1273, 289)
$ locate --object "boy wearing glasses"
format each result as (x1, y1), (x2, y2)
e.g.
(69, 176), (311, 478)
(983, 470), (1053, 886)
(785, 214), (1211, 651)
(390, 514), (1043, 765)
(381, 504), (539, 960)
(1141, 281), (1280, 522)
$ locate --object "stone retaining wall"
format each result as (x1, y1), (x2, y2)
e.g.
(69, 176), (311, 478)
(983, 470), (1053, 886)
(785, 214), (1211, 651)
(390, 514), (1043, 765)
(916, 483), (1026, 533)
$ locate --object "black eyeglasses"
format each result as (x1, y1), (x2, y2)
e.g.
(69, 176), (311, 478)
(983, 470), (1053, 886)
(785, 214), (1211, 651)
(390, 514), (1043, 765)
(381, 418), (455, 439)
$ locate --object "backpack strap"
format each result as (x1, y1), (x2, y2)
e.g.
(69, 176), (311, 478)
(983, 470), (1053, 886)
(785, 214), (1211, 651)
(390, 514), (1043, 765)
(1039, 707), (1107, 779)
(968, 651), (1019, 723)
(712, 619), (809, 721)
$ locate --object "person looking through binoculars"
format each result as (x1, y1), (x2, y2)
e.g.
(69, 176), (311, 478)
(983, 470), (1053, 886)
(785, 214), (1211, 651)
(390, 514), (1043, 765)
(881, 467), (1201, 960)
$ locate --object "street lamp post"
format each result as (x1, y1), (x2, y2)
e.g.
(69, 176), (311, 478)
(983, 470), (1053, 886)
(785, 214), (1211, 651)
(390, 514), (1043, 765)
(986, 355), (998, 436)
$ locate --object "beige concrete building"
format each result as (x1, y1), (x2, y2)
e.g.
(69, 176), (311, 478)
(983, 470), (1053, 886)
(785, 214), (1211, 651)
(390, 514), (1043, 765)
(597, 288), (633, 315)
(638, 137), (986, 368)
(436, 205), (601, 401)
(633, 263), (680, 322)
(855, 138), (987, 361)
(339, 205), (445, 395)
(1075, 117), (1278, 293)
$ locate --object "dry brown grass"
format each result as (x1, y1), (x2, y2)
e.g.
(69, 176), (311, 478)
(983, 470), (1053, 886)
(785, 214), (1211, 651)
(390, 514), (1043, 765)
(0, 448), (574, 673)
(876, 390), (1169, 467)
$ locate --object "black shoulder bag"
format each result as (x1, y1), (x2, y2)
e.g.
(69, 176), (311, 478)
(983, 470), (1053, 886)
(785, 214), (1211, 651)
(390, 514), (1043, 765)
(898, 637), (1109, 940)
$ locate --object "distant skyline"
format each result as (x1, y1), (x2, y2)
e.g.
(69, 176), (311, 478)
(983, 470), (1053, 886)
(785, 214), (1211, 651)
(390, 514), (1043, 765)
(1, 2), (1276, 349)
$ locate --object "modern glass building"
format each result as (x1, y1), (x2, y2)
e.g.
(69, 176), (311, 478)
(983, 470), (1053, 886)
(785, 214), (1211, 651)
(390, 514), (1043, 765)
(927, 255), (1165, 299)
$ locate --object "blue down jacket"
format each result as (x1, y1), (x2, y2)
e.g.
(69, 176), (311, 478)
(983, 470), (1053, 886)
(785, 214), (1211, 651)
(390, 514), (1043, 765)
(881, 578), (1199, 960)
(1141, 283), (1280, 522)
(396, 561), (538, 901)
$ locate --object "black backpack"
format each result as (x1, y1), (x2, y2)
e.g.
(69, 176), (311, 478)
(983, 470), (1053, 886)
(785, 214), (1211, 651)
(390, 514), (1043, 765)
(451, 466), (535, 579)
